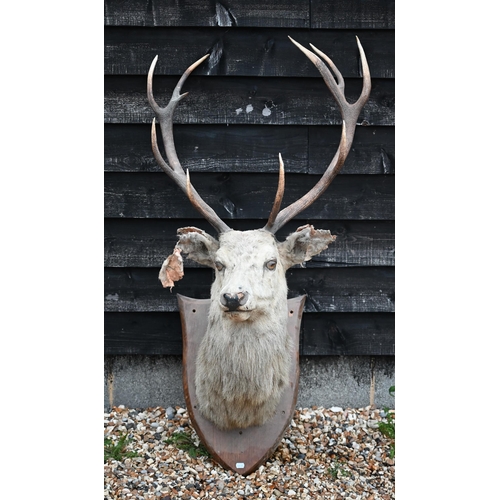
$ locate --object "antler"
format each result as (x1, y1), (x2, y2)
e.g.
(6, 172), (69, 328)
(264, 36), (371, 234)
(148, 38), (369, 235)
(147, 54), (231, 234)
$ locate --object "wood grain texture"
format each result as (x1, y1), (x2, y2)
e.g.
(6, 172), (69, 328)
(104, 0), (395, 29)
(104, 0), (310, 28)
(311, 0), (395, 29)
(104, 124), (395, 175)
(105, 312), (183, 355)
(104, 218), (395, 268)
(104, 311), (395, 355)
(301, 312), (394, 355)
(105, 28), (394, 78)
(104, 172), (395, 220)
(104, 267), (394, 313)
(104, 76), (395, 126)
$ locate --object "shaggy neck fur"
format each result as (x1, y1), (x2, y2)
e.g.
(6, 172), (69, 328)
(195, 288), (291, 430)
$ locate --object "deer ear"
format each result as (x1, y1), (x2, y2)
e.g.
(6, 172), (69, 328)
(176, 226), (220, 267)
(158, 227), (220, 290)
(278, 224), (335, 270)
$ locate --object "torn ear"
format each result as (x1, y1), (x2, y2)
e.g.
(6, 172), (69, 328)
(158, 227), (220, 290)
(176, 227), (220, 267)
(278, 224), (335, 270)
(159, 245), (184, 290)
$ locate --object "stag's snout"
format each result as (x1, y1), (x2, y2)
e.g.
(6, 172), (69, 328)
(220, 291), (249, 311)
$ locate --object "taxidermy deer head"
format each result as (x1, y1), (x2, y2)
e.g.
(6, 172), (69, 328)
(147, 37), (370, 430)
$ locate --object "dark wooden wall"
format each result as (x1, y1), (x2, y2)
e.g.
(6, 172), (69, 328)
(104, 0), (395, 358)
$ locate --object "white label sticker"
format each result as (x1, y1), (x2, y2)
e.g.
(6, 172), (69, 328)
(236, 462), (245, 469)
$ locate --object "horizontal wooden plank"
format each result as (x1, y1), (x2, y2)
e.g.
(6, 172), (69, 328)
(104, 267), (394, 313)
(104, 0), (395, 29)
(309, 126), (395, 175)
(105, 28), (394, 78)
(104, 312), (183, 355)
(300, 312), (394, 355)
(104, 76), (394, 126)
(104, 218), (395, 268)
(104, 0), (310, 28)
(105, 124), (395, 175)
(287, 267), (394, 313)
(311, 0), (395, 29)
(104, 311), (395, 356)
(104, 172), (395, 220)
(104, 124), (308, 173)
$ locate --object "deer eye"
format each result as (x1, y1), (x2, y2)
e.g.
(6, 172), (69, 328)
(215, 261), (225, 272)
(266, 260), (277, 271)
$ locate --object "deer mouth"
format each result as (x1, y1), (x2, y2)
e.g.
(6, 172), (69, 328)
(223, 307), (253, 313)
(222, 307), (254, 321)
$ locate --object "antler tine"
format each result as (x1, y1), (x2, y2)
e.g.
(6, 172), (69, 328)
(264, 37), (371, 234)
(148, 54), (231, 234)
(309, 43), (345, 93)
(148, 53), (209, 175)
(355, 36), (371, 107)
(264, 153), (285, 231)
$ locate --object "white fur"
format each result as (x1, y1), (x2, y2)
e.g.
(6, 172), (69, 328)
(175, 226), (334, 430)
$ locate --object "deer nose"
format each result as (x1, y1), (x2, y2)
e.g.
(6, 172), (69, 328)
(221, 292), (249, 311)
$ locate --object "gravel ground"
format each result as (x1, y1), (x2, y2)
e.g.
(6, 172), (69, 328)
(104, 405), (395, 499)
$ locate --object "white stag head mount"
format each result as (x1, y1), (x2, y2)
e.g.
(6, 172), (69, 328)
(148, 37), (371, 429)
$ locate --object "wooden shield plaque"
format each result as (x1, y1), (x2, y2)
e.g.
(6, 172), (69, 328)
(177, 294), (306, 475)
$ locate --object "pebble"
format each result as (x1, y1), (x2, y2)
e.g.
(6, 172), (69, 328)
(104, 405), (395, 499)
